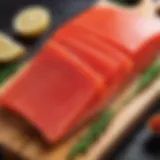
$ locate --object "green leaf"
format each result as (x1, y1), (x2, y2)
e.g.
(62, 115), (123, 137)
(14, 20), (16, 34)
(68, 110), (114, 160)
(0, 62), (21, 84)
(135, 59), (160, 93)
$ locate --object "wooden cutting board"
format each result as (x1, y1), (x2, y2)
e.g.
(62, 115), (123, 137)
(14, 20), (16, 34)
(0, 0), (160, 160)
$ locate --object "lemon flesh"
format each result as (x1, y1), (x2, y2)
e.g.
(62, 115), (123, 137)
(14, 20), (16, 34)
(13, 6), (51, 37)
(0, 33), (26, 63)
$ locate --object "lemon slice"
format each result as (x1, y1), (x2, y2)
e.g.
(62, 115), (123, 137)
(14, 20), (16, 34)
(0, 33), (26, 63)
(13, 5), (51, 37)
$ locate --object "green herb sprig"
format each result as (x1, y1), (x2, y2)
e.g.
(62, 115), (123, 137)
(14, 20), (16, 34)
(0, 62), (21, 84)
(135, 59), (160, 94)
(68, 110), (114, 160)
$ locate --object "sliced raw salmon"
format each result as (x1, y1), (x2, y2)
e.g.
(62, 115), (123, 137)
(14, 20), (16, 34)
(0, 42), (104, 143)
(54, 6), (160, 71)
(53, 24), (134, 83)
(53, 37), (125, 124)
(55, 37), (122, 90)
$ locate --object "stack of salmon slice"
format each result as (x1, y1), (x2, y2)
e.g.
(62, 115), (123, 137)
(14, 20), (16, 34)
(1, 6), (160, 143)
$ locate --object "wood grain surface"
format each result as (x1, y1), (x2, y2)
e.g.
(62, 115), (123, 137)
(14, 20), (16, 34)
(0, 0), (160, 160)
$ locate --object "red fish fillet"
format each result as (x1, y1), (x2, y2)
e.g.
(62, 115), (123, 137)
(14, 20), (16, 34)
(1, 5), (160, 143)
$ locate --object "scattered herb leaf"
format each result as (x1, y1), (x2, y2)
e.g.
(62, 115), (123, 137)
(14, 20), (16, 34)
(0, 62), (21, 84)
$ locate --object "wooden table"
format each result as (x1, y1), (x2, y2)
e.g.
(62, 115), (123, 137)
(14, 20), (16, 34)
(0, 0), (160, 160)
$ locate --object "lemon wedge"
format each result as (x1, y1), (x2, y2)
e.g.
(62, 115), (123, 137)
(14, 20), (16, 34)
(13, 6), (51, 37)
(0, 33), (26, 63)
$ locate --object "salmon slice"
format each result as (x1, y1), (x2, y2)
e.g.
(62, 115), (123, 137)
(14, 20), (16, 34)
(53, 36), (126, 124)
(55, 6), (160, 71)
(0, 42), (104, 143)
(53, 24), (134, 83)
(54, 36), (122, 89)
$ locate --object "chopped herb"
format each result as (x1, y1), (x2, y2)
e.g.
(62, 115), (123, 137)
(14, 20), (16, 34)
(135, 59), (160, 94)
(0, 62), (21, 84)
(68, 110), (114, 160)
